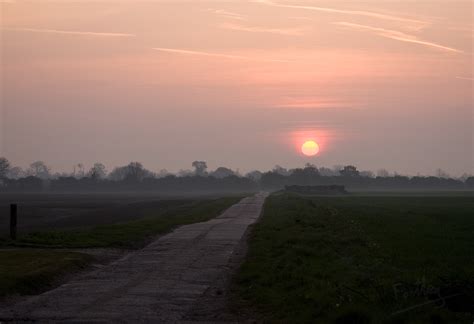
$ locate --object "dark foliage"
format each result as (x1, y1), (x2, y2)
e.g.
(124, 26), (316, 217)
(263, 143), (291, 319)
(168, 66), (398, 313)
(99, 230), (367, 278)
(0, 159), (471, 192)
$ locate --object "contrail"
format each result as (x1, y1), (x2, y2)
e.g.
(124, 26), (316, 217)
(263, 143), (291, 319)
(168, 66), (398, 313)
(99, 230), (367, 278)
(254, 0), (428, 26)
(209, 9), (247, 20)
(152, 47), (290, 62)
(220, 22), (306, 36)
(334, 22), (462, 53)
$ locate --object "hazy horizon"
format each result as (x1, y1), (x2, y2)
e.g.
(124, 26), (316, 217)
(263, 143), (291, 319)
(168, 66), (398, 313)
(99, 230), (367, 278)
(1, 0), (473, 176)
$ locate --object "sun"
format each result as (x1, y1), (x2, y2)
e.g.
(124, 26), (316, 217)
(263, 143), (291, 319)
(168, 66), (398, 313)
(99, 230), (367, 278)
(301, 140), (319, 156)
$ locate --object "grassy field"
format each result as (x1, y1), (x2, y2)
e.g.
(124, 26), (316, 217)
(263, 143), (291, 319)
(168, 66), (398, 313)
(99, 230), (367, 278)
(0, 195), (244, 298)
(234, 193), (474, 323)
(0, 193), (245, 234)
(0, 250), (94, 297)
(1, 196), (243, 248)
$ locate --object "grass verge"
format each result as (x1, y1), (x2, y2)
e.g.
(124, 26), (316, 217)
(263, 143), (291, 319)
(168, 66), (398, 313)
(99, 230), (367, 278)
(234, 193), (474, 323)
(0, 250), (94, 297)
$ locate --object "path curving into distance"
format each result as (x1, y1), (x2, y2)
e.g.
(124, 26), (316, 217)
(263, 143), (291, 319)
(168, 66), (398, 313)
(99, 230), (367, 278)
(0, 193), (268, 323)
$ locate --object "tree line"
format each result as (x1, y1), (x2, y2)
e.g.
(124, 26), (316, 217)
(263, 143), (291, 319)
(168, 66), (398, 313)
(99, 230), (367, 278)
(0, 157), (472, 192)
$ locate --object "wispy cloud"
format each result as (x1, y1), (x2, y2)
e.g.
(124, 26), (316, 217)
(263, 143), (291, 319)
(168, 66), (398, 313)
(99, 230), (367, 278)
(3, 27), (135, 37)
(254, 0), (428, 27)
(456, 76), (473, 81)
(208, 9), (246, 20)
(288, 16), (312, 21)
(220, 22), (306, 36)
(274, 98), (355, 109)
(152, 47), (290, 62)
(334, 22), (462, 53)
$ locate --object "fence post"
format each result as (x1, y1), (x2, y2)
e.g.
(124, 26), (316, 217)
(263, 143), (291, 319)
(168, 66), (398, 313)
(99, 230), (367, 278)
(10, 204), (17, 240)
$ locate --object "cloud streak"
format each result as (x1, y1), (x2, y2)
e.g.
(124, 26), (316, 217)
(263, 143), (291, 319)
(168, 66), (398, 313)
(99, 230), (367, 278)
(274, 97), (357, 109)
(3, 27), (135, 37)
(334, 22), (462, 53)
(220, 22), (306, 36)
(276, 102), (347, 109)
(152, 47), (290, 62)
(254, 0), (428, 27)
(208, 9), (246, 20)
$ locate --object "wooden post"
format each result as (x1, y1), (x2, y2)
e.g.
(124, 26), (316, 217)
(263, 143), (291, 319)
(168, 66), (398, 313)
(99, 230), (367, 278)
(10, 204), (17, 240)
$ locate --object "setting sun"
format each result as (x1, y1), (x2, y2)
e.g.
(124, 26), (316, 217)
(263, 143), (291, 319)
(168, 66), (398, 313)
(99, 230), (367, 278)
(301, 141), (319, 156)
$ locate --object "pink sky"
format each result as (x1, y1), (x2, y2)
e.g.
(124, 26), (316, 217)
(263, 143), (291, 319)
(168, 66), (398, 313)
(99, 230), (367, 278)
(1, 0), (473, 175)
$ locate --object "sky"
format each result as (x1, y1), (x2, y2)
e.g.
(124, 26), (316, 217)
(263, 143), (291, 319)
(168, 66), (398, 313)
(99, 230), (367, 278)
(1, 0), (473, 176)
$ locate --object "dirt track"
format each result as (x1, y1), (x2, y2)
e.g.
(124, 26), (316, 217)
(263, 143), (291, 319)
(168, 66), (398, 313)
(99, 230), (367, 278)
(0, 193), (267, 323)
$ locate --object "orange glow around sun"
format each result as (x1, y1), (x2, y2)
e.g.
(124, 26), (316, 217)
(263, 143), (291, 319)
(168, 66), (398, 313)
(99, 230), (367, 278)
(301, 140), (319, 156)
(287, 129), (332, 157)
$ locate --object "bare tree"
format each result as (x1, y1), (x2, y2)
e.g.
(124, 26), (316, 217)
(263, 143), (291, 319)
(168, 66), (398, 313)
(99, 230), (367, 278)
(192, 161), (208, 176)
(272, 165), (290, 176)
(339, 165), (360, 177)
(108, 166), (128, 181)
(28, 161), (51, 179)
(7, 166), (25, 179)
(210, 167), (235, 179)
(246, 170), (262, 181)
(125, 162), (149, 182)
(87, 163), (107, 180)
(0, 157), (11, 180)
(76, 163), (85, 178)
(109, 162), (153, 182)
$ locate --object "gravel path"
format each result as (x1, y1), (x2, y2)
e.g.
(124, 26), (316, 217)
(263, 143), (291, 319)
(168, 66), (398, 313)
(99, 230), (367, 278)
(0, 193), (267, 323)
